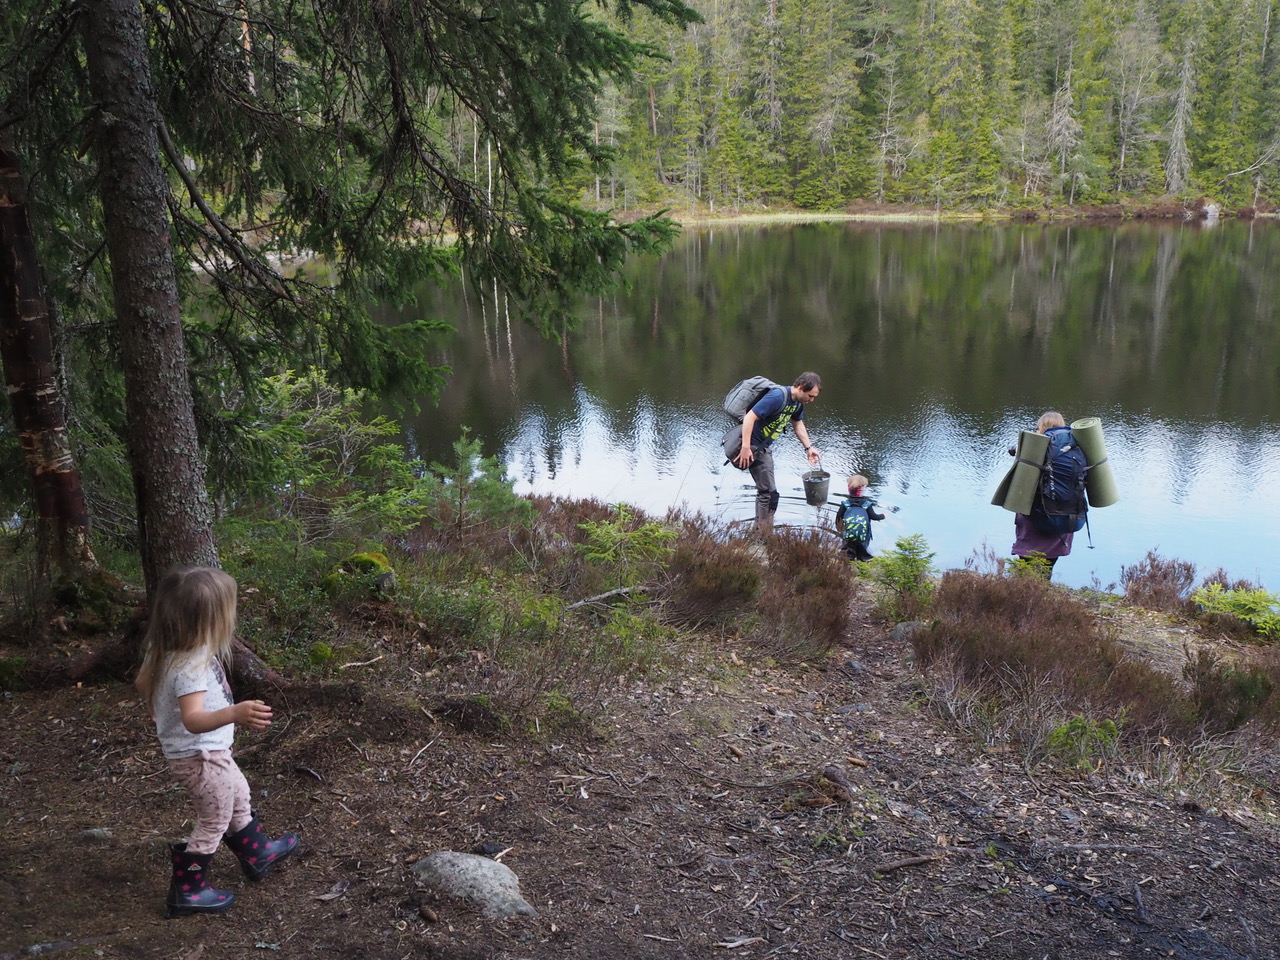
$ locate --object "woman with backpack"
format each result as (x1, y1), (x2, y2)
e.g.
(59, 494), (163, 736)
(1008, 411), (1088, 579)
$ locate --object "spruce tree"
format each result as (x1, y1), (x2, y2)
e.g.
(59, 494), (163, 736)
(1, 0), (700, 589)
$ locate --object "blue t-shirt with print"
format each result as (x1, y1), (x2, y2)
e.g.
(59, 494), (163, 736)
(749, 386), (803, 447)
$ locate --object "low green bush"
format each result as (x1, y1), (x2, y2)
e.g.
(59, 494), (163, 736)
(410, 430), (537, 548)
(577, 503), (677, 589)
(857, 534), (935, 622)
(1046, 715), (1122, 769)
(1191, 583), (1280, 640)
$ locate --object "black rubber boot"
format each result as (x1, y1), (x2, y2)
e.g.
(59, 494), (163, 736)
(166, 843), (235, 918)
(223, 812), (299, 881)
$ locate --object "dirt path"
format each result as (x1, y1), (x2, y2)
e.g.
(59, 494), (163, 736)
(4, 596), (1280, 959)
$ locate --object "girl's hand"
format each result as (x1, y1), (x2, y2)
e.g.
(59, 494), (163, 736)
(235, 699), (273, 731)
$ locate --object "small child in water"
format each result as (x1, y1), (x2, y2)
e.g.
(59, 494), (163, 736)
(836, 474), (885, 562)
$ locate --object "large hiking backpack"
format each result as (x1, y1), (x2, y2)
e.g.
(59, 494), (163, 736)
(724, 376), (782, 422)
(1032, 428), (1089, 535)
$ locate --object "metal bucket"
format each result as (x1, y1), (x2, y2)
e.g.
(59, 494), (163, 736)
(802, 470), (831, 506)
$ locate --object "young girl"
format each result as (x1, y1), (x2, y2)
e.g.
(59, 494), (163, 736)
(136, 566), (298, 917)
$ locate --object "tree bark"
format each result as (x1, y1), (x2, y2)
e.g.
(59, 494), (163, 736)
(0, 144), (98, 576)
(80, 0), (219, 592)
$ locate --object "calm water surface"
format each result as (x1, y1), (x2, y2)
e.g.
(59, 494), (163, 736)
(394, 221), (1280, 591)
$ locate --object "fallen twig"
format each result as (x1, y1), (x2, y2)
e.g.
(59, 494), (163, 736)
(1044, 843), (1159, 853)
(339, 655), (383, 670)
(873, 855), (938, 874)
(407, 738), (439, 767)
(566, 586), (652, 611)
(661, 747), (809, 791)
(1131, 883), (1148, 923)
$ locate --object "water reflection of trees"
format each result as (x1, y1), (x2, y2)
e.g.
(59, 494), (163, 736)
(400, 221), (1280, 463)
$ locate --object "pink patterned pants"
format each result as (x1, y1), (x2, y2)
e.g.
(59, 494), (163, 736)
(168, 749), (253, 854)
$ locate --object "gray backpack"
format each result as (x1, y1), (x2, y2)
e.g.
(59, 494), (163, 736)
(723, 376), (782, 422)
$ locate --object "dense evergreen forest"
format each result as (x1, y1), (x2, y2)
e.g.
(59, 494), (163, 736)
(585, 0), (1280, 212)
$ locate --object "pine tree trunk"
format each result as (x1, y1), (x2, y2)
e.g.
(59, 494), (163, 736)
(80, 0), (218, 592)
(0, 144), (98, 576)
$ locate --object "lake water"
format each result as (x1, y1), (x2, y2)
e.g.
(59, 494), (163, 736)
(395, 220), (1280, 592)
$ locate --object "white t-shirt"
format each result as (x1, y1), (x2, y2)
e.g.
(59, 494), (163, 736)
(154, 653), (236, 759)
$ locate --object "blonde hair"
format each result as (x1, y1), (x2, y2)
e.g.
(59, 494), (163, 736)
(136, 567), (238, 704)
(1037, 411), (1066, 433)
(847, 474), (870, 493)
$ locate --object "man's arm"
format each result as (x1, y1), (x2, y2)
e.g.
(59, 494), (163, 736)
(734, 411), (759, 468)
(792, 420), (820, 466)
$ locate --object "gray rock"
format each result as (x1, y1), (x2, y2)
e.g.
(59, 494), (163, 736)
(840, 659), (867, 677)
(410, 851), (538, 919)
(890, 620), (929, 644)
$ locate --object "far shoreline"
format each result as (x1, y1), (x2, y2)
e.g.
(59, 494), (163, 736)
(617, 200), (1280, 228)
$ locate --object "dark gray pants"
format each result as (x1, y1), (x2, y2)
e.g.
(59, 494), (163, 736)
(749, 445), (780, 527)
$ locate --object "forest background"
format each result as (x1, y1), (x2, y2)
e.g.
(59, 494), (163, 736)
(590, 0), (1280, 212)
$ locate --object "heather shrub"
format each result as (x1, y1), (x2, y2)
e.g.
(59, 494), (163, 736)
(914, 571), (1200, 740)
(749, 529), (853, 661)
(1184, 647), (1276, 732)
(1201, 568), (1259, 593)
(1250, 647), (1280, 728)
(1120, 550), (1196, 612)
(664, 536), (762, 626)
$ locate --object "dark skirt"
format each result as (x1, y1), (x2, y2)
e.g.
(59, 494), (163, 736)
(1011, 513), (1074, 559)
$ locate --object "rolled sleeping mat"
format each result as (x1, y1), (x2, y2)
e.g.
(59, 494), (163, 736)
(1070, 416), (1119, 508)
(992, 430), (1049, 514)
(990, 464), (1014, 508)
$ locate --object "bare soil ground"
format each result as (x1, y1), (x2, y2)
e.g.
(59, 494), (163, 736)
(4, 592), (1280, 960)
